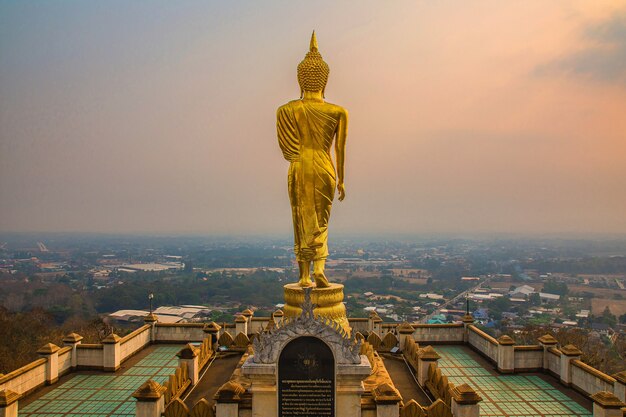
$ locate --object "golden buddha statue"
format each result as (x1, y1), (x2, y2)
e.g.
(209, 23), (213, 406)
(277, 31), (348, 289)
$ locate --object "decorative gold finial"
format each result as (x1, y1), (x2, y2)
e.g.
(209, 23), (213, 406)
(310, 30), (318, 52)
(297, 31), (329, 97)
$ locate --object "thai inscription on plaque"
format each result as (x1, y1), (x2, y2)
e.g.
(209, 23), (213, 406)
(278, 336), (335, 417)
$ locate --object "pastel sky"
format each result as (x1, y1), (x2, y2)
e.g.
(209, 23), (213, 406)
(1, 1), (625, 236)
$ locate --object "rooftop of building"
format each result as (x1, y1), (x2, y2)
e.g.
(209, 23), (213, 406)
(435, 345), (591, 417)
(1, 314), (624, 417)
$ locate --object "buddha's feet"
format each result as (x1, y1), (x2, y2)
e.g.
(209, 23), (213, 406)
(314, 272), (330, 288)
(298, 277), (313, 287)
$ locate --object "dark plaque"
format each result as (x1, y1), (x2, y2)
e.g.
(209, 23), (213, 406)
(278, 336), (335, 417)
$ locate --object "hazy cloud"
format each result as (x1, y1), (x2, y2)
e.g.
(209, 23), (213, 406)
(1, 2), (625, 235)
(536, 10), (626, 84)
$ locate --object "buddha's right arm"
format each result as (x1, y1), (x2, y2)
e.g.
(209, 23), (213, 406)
(277, 106), (299, 161)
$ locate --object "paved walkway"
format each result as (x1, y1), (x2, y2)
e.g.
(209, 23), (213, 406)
(184, 353), (242, 407)
(382, 355), (431, 406)
(434, 346), (592, 417)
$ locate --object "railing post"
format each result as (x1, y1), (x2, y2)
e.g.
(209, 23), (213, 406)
(177, 344), (200, 385)
(451, 383), (482, 417)
(537, 334), (558, 371)
(368, 311), (377, 333)
(133, 380), (166, 417)
(241, 308), (254, 333)
(591, 391), (625, 417)
(373, 382), (402, 417)
(461, 314), (474, 343)
(37, 343), (60, 384)
(417, 346), (440, 386)
(611, 371), (626, 402)
(144, 313), (158, 342)
(273, 309), (284, 326)
(373, 313), (383, 335)
(204, 321), (221, 346)
(214, 381), (245, 417)
(102, 333), (122, 371)
(496, 335), (515, 373)
(0, 390), (19, 417)
(235, 314), (248, 336)
(397, 322), (415, 351)
(559, 344), (582, 386)
(63, 333), (83, 369)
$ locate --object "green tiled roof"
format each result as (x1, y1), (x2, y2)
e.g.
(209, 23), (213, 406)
(20, 345), (181, 417)
(434, 346), (592, 417)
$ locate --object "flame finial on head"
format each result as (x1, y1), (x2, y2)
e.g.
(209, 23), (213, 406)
(310, 30), (318, 52)
(297, 30), (329, 97)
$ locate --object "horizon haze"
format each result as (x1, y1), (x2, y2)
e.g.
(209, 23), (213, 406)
(1, 1), (625, 236)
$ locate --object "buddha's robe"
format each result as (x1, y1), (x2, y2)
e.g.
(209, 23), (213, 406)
(277, 100), (342, 262)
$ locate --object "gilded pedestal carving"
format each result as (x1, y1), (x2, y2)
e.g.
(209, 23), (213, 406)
(283, 283), (350, 333)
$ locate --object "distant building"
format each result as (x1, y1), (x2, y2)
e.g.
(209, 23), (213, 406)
(510, 285), (535, 297)
(576, 310), (590, 318)
(110, 304), (210, 323)
(539, 292), (560, 302)
(109, 310), (150, 322)
(117, 262), (183, 272)
(419, 293), (444, 300)
(473, 308), (489, 320)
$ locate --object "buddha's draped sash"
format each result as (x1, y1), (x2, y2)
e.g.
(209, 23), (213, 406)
(277, 100), (338, 261)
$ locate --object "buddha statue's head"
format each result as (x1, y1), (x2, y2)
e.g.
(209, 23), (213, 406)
(297, 31), (329, 98)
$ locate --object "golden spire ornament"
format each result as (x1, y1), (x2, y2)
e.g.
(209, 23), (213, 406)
(297, 31), (330, 97)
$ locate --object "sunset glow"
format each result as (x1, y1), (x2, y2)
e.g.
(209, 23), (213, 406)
(1, 1), (625, 235)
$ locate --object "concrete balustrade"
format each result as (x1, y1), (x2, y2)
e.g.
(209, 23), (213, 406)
(214, 381), (246, 417)
(102, 334), (122, 372)
(612, 371), (626, 402)
(397, 322), (415, 351)
(416, 346), (440, 386)
(37, 343), (60, 384)
(538, 334), (558, 369)
(0, 389), (19, 417)
(591, 391), (625, 417)
(373, 382), (402, 417)
(62, 333), (83, 369)
(0, 315), (624, 417)
(496, 335), (515, 373)
(177, 344), (200, 385)
(560, 344), (583, 386)
(235, 315), (248, 336)
(450, 383), (482, 417)
(132, 380), (166, 417)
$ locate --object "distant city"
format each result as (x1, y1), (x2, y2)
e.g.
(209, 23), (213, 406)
(1, 233), (625, 374)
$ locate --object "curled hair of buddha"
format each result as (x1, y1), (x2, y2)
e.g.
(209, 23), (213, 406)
(297, 31), (330, 97)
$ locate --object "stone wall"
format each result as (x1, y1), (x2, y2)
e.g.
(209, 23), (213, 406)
(467, 325), (497, 363)
(547, 348), (561, 376)
(76, 344), (104, 369)
(249, 317), (268, 334)
(347, 318), (368, 334)
(412, 324), (465, 344)
(513, 346), (542, 371)
(571, 359), (615, 395)
(0, 358), (47, 395)
(120, 325), (151, 361)
(58, 346), (72, 375)
(155, 323), (205, 342)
